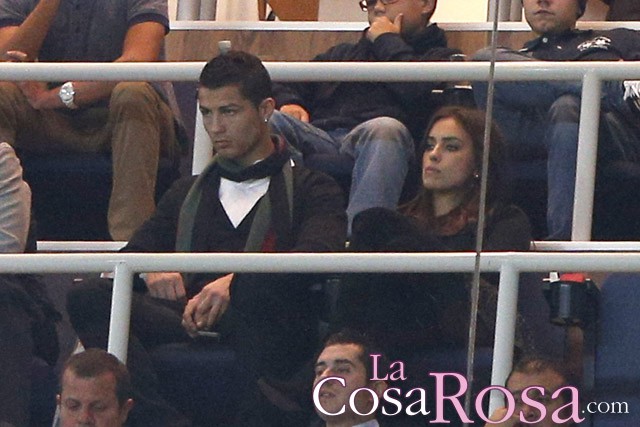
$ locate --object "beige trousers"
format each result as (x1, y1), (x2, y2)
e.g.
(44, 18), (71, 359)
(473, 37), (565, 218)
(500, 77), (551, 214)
(0, 81), (178, 240)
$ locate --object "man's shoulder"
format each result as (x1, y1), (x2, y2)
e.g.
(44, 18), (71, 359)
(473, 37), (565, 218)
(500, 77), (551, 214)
(524, 28), (640, 60)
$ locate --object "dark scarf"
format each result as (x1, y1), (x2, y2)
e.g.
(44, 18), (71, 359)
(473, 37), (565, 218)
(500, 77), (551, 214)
(176, 136), (292, 252)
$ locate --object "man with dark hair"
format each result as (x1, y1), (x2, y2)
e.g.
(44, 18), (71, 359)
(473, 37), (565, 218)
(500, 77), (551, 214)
(485, 356), (580, 427)
(58, 349), (134, 427)
(67, 50), (347, 426)
(312, 330), (389, 427)
(473, 0), (640, 240)
(0, 0), (182, 240)
(270, 0), (460, 231)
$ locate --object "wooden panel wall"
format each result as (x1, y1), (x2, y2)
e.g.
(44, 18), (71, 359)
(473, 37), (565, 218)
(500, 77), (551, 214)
(165, 29), (535, 62)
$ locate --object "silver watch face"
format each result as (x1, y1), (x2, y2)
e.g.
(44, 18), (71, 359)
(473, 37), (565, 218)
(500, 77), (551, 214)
(59, 82), (75, 105)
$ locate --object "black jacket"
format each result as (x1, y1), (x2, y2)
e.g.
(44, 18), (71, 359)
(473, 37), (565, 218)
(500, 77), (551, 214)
(522, 28), (640, 61)
(273, 24), (461, 137)
(125, 161), (347, 297)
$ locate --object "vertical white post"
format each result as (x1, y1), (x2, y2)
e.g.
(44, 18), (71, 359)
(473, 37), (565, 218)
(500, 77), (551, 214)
(107, 263), (134, 363)
(509, 0), (522, 21)
(572, 71), (601, 241)
(177, 0), (202, 20)
(191, 102), (213, 175)
(200, 0), (217, 20)
(487, 0), (511, 21)
(488, 262), (519, 415)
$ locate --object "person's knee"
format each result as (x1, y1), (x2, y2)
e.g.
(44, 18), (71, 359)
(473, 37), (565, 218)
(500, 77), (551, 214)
(66, 279), (113, 327)
(357, 117), (412, 143)
(472, 47), (493, 62)
(109, 82), (157, 111)
(549, 94), (581, 123)
(0, 81), (22, 98)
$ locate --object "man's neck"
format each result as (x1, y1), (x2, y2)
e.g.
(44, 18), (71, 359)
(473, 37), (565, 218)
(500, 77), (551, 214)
(537, 27), (576, 39)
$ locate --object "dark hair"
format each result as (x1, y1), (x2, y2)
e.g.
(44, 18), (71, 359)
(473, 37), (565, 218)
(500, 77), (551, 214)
(321, 329), (388, 381)
(199, 50), (273, 108)
(507, 356), (580, 404)
(61, 349), (132, 407)
(401, 106), (508, 227)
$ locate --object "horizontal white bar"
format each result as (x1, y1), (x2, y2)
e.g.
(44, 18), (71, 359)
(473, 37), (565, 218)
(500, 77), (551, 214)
(2, 61), (640, 82)
(36, 241), (126, 252)
(168, 20), (640, 32)
(532, 241), (640, 251)
(6, 251), (640, 274)
(36, 240), (640, 253)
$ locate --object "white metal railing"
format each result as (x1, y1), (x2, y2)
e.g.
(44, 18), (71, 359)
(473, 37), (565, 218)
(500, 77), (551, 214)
(167, 20), (640, 32)
(8, 250), (640, 415)
(4, 60), (640, 414)
(3, 60), (640, 239)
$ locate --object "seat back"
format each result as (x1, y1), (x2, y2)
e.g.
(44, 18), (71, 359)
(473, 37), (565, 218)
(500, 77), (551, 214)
(592, 273), (640, 426)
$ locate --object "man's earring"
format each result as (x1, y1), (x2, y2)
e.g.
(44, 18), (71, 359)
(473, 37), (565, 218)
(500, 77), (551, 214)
(264, 117), (269, 123)
(473, 172), (480, 179)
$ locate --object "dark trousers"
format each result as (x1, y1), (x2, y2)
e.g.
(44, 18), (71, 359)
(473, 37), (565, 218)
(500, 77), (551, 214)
(66, 276), (319, 427)
(0, 304), (33, 426)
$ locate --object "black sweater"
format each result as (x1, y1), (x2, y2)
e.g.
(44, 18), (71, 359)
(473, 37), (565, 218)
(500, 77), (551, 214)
(273, 24), (461, 138)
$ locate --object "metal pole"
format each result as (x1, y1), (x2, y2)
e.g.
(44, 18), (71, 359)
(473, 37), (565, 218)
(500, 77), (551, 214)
(571, 71), (601, 241)
(488, 262), (520, 415)
(107, 263), (134, 363)
(176, 0), (202, 20)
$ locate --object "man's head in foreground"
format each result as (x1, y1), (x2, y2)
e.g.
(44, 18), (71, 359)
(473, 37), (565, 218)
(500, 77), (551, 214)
(58, 349), (134, 427)
(313, 330), (388, 426)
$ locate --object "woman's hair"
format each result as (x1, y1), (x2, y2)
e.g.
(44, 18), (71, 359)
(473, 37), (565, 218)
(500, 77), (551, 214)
(400, 106), (508, 233)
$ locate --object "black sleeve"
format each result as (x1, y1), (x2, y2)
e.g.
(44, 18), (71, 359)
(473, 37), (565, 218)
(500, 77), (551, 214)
(483, 205), (533, 252)
(272, 42), (356, 110)
(370, 32), (462, 107)
(291, 168), (348, 253)
(123, 176), (196, 252)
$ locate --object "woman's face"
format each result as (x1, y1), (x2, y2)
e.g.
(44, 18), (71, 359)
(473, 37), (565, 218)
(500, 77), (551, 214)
(422, 117), (477, 194)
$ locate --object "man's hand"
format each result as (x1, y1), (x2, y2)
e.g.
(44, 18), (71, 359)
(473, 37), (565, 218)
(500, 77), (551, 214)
(4, 49), (55, 109)
(4, 50), (29, 62)
(280, 104), (310, 122)
(143, 272), (187, 301)
(182, 273), (233, 337)
(366, 13), (403, 42)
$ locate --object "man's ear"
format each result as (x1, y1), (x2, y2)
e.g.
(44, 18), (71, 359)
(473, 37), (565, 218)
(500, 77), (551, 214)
(422, 0), (437, 18)
(119, 398), (134, 424)
(259, 97), (276, 121)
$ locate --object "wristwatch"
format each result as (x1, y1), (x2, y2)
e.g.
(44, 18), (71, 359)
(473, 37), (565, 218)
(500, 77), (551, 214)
(58, 81), (78, 109)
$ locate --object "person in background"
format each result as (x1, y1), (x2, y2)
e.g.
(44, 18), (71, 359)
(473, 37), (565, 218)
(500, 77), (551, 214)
(311, 330), (389, 427)
(270, 0), (461, 231)
(67, 51), (347, 426)
(58, 349), (134, 427)
(485, 356), (579, 427)
(473, 0), (640, 240)
(0, 142), (60, 426)
(0, 0), (182, 240)
(335, 106), (532, 359)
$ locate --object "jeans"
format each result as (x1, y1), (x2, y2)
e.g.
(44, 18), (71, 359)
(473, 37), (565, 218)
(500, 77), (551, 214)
(473, 48), (628, 240)
(269, 111), (415, 232)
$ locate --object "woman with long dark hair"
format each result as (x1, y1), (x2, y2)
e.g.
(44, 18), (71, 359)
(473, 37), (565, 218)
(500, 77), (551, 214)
(335, 106), (531, 358)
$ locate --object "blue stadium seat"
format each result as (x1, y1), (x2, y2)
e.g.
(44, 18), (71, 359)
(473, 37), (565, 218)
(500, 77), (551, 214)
(591, 273), (640, 426)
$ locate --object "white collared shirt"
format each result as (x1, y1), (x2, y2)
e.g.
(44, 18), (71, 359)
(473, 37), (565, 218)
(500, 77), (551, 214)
(352, 420), (379, 427)
(219, 176), (270, 228)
